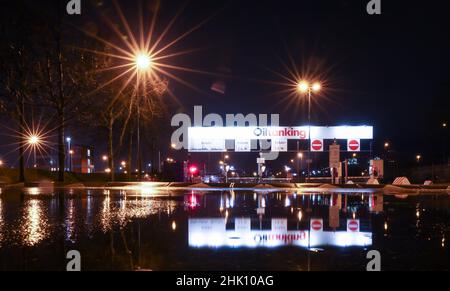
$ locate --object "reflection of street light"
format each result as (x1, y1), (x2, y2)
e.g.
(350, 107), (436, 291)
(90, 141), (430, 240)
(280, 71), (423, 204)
(297, 80), (321, 183)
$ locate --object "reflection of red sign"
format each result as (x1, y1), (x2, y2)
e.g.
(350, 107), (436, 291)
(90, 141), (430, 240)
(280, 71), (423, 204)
(311, 219), (323, 231)
(348, 139), (360, 151)
(311, 139), (323, 151)
(347, 219), (359, 232)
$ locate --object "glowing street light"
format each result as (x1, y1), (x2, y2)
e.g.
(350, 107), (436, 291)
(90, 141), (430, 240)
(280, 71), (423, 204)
(384, 142), (390, 149)
(135, 53), (152, 71)
(102, 155), (108, 161)
(28, 135), (39, 145)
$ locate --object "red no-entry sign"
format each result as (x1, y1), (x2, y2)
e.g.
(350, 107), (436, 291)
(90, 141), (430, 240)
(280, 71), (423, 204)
(311, 139), (324, 152)
(347, 139), (360, 152)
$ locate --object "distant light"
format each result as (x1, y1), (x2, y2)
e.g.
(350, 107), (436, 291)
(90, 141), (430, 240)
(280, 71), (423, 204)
(105, 168), (111, 173)
(384, 142), (390, 148)
(443, 123), (447, 128)
(171, 221), (177, 231)
(298, 210), (303, 221)
(297, 81), (309, 93)
(297, 152), (303, 159)
(224, 155), (229, 160)
(312, 82), (321, 92)
(171, 143), (177, 149)
(66, 137), (71, 142)
(102, 155), (108, 161)
(121, 161), (126, 167)
(69, 150), (74, 155)
(189, 166), (198, 174)
(0, 160), (3, 166)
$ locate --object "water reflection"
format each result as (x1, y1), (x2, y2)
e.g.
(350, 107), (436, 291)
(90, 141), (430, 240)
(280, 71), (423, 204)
(0, 188), (449, 270)
(187, 192), (378, 249)
(18, 199), (49, 246)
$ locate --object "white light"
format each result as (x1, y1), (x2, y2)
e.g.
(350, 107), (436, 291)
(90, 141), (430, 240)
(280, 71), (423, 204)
(29, 135), (39, 145)
(135, 53), (152, 70)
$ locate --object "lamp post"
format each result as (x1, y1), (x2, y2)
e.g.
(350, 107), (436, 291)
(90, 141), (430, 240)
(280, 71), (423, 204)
(134, 52), (153, 181)
(28, 135), (40, 168)
(66, 137), (72, 171)
(297, 81), (321, 183)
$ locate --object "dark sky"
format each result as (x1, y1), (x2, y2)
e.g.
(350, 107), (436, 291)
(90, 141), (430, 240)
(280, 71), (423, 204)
(1, 0), (449, 171)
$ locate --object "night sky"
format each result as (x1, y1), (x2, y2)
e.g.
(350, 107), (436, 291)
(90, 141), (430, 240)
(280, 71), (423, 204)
(1, 0), (449, 172)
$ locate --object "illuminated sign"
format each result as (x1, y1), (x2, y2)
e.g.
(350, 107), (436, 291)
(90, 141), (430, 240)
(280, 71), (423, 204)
(188, 126), (373, 152)
(188, 218), (372, 248)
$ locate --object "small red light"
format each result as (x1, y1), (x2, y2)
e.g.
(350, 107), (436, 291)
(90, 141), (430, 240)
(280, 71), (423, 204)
(189, 166), (198, 174)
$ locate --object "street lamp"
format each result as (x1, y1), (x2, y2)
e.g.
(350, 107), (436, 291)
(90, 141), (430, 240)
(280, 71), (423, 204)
(102, 155), (108, 161)
(66, 137), (72, 171)
(297, 80), (321, 183)
(28, 135), (40, 168)
(135, 53), (152, 70)
(134, 52), (153, 181)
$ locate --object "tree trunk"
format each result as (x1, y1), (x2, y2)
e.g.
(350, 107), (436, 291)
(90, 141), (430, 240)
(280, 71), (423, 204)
(108, 111), (115, 182)
(57, 108), (65, 182)
(18, 95), (26, 182)
(56, 17), (65, 182)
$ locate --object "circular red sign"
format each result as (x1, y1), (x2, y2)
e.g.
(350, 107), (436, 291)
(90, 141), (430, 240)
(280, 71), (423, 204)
(312, 140), (323, 151)
(311, 220), (322, 231)
(348, 220), (359, 232)
(349, 140), (360, 151)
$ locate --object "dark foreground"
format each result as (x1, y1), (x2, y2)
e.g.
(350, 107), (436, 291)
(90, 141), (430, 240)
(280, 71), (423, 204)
(0, 188), (449, 271)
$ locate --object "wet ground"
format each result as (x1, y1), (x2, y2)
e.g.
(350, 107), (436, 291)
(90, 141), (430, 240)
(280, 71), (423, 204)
(0, 187), (449, 271)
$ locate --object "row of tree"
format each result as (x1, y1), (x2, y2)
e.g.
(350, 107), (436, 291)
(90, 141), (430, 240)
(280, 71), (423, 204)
(0, 1), (167, 182)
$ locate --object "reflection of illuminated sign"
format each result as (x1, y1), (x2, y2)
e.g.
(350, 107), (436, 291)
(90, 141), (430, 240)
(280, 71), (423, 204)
(188, 218), (372, 248)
